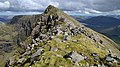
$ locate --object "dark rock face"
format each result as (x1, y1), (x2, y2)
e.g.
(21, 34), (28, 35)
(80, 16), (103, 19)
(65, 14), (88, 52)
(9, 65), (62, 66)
(9, 15), (43, 45)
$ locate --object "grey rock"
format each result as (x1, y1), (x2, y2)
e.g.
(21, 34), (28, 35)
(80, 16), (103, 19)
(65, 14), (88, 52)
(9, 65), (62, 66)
(57, 29), (63, 35)
(31, 47), (43, 58)
(70, 28), (78, 35)
(31, 25), (40, 37)
(86, 62), (89, 67)
(91, 53), (98, 57)
(37, 22), (41, 25)
(63, 35), (71, 41)
(21, 51), (31, 57)
(27, 45), (30, 50)
(31, 44), (35, 50)
(49, 36), (54, 40)
(9, 57), (15, 65)
(52, 29), (58, 35)
(106, 56), (114, 62)
(34, 43), (39, 46)
(68, 51), (84, 63)
(35, 38), (40, 42)
(107, 62), (113, 67)
(51, 48), (58, 51)
(17, 58), (25, 63)
(32, 39), (36, 44)
(72, 40), (78, 43)
(39, 34), (48, 40)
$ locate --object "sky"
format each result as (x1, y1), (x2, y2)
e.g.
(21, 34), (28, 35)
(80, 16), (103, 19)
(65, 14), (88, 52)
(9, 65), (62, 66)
(0, 0), (120, 15)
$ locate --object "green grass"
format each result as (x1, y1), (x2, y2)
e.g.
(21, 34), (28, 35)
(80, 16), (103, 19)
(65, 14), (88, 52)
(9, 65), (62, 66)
(10, 33), (109, 67)
(28, 34), (108, 66)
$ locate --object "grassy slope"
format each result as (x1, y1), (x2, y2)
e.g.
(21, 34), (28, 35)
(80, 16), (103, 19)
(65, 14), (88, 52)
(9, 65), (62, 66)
(15, 34), (108, 67)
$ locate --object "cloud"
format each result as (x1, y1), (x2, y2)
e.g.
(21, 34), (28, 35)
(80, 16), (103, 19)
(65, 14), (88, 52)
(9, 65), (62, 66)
(0, 1), (10, 10)
(89, 0), (120, 11)
(0, 0), (120, 15)
(0, 11), (42, 15)
(19, 0), (43, 10)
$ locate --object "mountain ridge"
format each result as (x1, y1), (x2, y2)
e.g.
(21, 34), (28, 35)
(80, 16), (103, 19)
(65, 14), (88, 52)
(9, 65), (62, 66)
(5, 5), (120, 67)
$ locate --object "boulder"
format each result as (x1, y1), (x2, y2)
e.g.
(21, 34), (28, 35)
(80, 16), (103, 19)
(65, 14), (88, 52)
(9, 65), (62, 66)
(72, 40), (78, 43)
(30, 47), (43, 58)
(21, 51), (31, 57)
(91, 53), (98, 57)
(106, 56), (114, 62)
(27, 45), (30, 50)
(37, 22), (41, 25)
(86, 62), (89, 67)
(63, 35), (71, 41)
(52, 29), (58, 35)
(64, 51), (84, 63)
(9, 56), (15, 65)
(57, 29), (63, 35)
(35, 38), (40, 42)
(51, 48), (58, 51)
(31, 25), (40, 38)
(32, 39), (36, 44)
(107, 62), (113, 67)
(17, 58), (25, 63)
(49, 36), (54, 40)
(70, 28), (78, 35)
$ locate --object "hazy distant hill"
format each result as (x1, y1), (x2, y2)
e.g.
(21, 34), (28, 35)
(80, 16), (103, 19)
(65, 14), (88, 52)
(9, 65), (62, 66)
(81, 16), (120, 29)
(74, 16), (120, 45)
(0, 16), (14, 23)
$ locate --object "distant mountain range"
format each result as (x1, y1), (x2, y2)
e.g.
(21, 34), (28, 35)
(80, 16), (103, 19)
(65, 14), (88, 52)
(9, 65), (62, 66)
(73, 15), (120, 45)
(81, 16), (120, 29)
(0, 15), (14, 23)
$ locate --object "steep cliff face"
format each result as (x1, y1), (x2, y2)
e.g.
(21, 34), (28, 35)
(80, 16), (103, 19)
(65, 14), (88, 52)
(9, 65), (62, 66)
(6, 5), (120, 67)
(9, 15), (39, 44)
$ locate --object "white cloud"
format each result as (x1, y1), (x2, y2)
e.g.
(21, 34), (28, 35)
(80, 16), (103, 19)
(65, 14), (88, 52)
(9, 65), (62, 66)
(0, 1), (10, 10)
(0, 11), (42, 15)
(7, 0), (60, 11)
(84, 8), (102, 13)
(0, 0), (120, 15)
(0, 0), (120, 11)
(19, 0), (43, 10)
(49, 1), (59, 7)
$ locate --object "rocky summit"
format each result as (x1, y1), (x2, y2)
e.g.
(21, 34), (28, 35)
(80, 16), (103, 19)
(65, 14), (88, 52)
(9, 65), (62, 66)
(5, 5), (120, 67)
